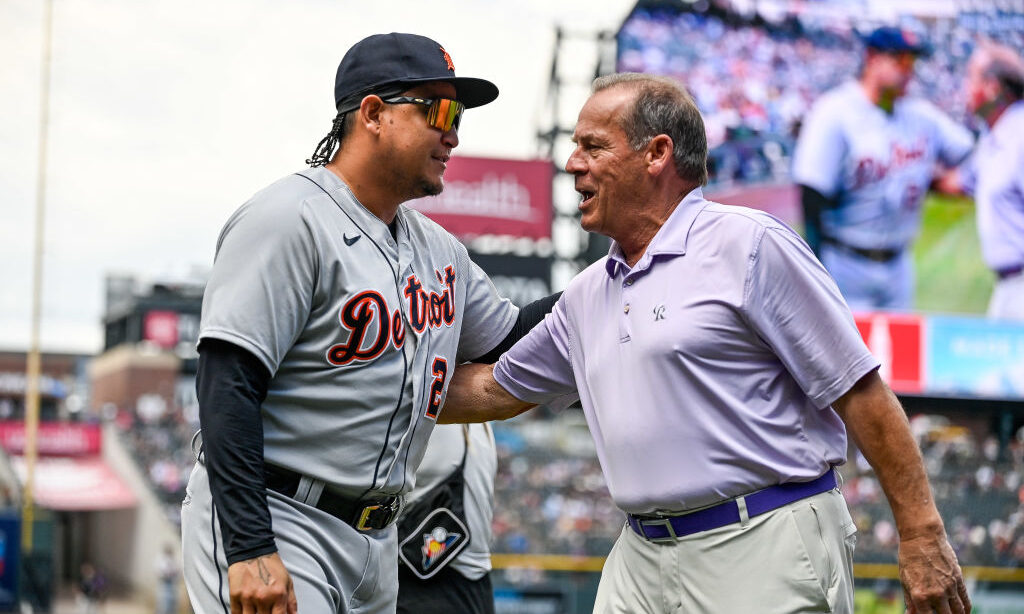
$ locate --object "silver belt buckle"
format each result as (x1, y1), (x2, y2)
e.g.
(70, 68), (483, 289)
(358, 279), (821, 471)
(639, 517), (679, 543)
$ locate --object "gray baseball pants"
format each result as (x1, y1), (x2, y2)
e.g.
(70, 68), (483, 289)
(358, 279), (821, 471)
(181, 462), (398, 614)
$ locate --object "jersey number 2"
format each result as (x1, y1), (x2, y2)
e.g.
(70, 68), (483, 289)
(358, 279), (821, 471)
(424, 357), (449, 420)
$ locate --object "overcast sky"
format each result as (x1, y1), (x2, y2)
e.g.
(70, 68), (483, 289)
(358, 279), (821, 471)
(0, 0), (634, 354)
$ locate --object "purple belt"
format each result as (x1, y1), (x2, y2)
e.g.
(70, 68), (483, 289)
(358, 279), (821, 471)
(627, 470), (838, 542)
(996, 264), (1023, 280)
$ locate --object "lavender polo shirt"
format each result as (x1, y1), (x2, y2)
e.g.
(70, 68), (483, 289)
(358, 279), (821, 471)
(494, 188), (879, 515)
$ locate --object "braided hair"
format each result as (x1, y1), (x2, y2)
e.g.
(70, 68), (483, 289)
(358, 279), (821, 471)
(306, 84), (408, 167)
(306, 112), (348, 167)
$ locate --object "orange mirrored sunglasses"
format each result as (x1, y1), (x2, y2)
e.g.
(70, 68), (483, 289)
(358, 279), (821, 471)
(383, 96), (465, 132)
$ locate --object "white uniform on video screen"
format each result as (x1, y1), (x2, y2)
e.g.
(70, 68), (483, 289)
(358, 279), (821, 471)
(793, 80), (973, 310)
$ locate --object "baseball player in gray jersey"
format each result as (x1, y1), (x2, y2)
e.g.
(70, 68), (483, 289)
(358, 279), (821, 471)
(180, 33), (559, 614)
(792, 27), (974, 311)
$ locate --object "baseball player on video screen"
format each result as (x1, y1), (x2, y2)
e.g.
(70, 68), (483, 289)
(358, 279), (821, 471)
(792, 26), (974, 311)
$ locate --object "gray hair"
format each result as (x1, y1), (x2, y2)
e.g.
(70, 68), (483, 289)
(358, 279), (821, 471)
(977, 42), (1024, 101)
(592, 73), (708, 185)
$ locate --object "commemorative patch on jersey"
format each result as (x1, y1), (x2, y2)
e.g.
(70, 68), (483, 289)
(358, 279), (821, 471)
(398, 507), (471, 579)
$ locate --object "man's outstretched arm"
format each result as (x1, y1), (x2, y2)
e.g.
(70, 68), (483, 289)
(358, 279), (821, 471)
(438, 363), (535, 424)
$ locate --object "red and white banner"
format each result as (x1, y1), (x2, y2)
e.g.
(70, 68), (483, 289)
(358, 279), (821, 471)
(0, 421), (101, 456)
(854, 313), (924, 394)
(408, 156), (553, 240)
(11, 456), (136, 510)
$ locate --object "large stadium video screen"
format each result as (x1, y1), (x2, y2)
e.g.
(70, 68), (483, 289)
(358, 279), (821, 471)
(612, 1), (1024, 318)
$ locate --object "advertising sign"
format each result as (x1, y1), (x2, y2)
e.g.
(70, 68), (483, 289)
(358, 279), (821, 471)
(408, 157), (553, 240)
(0, 422), (101, 456)
(143, 310), (200, 352)
(143, 311), (179, 349)
(926, 316), (1024, 400)
(853, 313), (924, 395)
(494, 587), (565, 614)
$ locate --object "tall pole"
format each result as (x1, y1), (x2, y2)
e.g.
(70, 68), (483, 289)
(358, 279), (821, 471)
(23, 0), (55, 553)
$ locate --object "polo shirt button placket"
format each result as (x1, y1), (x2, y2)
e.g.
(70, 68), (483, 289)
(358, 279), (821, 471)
(619, 277), (633, 341)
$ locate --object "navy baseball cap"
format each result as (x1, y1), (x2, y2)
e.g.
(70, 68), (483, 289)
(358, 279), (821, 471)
(863, 26), (930, 56)
(334, 33), (499, 112)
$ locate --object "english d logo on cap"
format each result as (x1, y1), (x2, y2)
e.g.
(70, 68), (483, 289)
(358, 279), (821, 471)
(334, 33), (499, 112)
(440, 46), (455, 72)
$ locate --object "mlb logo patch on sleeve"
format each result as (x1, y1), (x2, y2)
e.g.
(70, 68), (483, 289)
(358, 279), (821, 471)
(398, 507), (471, 579)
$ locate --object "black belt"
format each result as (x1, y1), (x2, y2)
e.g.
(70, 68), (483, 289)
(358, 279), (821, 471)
(265, 465), (401, 531)
(627, 470), (838, 542)
(996, 264), (1024, 280)
(823, 238), (902, 263)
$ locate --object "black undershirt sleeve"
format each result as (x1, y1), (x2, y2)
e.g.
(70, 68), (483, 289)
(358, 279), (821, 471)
(196, 338), (276, 565)
(799, 184), (840, 259)
(471, 291), (563, 364)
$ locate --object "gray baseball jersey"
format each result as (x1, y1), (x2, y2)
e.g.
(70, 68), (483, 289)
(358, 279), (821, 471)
(198, 165), (517, 497)
(793, 80), (973, 250)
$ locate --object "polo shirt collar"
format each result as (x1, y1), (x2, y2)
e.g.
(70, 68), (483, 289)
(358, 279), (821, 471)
(605, 187), (708, 278)
(996, 100), (1024, 131)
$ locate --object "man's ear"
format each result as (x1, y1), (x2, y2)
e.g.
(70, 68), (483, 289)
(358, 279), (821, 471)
(357, 95), (386, 135)
(645, 134), (675, 176)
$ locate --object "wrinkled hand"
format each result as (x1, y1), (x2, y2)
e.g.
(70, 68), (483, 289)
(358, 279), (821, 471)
(899, 532), (971, 614)
(228, 553), (298, 614)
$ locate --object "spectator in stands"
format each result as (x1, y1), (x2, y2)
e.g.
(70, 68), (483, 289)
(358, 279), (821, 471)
(156, 543), (180, 614)
(77, 562), (106, 614)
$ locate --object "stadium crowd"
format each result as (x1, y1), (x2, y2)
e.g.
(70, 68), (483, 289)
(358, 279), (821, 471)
(489, 410), (1024, 570)
(115, 398), (198, 526)
(845, 417), (1024, 567)
(491, 440), (624, 557)
(104, 392), (1024, 569)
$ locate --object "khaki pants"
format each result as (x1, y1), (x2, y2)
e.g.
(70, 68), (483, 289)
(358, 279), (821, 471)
(594, 489), (857, 614)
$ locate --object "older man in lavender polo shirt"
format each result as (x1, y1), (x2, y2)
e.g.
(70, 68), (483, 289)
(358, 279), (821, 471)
(439, 74), (970, 614)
